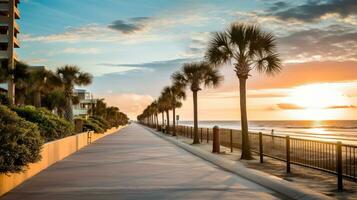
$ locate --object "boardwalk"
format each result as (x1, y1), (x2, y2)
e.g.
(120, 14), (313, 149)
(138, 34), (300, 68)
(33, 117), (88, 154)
(2, 124), (282, 200)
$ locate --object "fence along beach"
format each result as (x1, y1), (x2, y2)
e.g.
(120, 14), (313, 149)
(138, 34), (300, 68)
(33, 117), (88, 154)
(153, 122), (357, 191)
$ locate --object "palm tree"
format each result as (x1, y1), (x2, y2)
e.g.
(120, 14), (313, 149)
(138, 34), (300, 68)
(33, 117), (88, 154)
(162, 85), (186, 136)
(92, 98), (107, 118)
(29, 68), (59, 107)
(106, 106), (120, 127)
(159, 90), (172, 133)
(56, 65), (93, 122)
(13, 62), (30, 105)
(42, 89), (67, 117)
(157, 96), (166, 130)
(0, 62), (30, 105)
(172, 62), (222, 144)
(206, 23), (281, 159)
(151, 101), (159, 129)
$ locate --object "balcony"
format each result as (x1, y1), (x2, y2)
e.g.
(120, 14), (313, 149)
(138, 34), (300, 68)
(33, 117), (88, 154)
(0, 50), (8, 59)
(0, 34), (8, 43)
(73, 108), (89, 116)
(0, 4), (8, 12)
(0, 16), (8, 26)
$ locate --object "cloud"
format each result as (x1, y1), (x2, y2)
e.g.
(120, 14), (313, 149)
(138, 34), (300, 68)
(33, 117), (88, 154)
(20, 24), (171, 44)
(59, 47), (101, 55)
(90, 58), (197, 97)
(99, 58), (197, 71)
(327, 105), (356, 109)
(277, 103), (304, 110)
(21, 9), (213, 44)
(108, 17), (151, 34)
(23, 58), (48, 64)
(180, 32), (211, 58)
(275, 103), (356, 110)
(270, 0), (357, 22)
(277, 25), (357, 63)
(268, 1), (290, 11)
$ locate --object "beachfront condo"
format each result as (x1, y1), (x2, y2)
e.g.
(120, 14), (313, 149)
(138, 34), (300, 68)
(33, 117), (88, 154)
(0, 0), (20, 104)
(72, 89), (97, 118)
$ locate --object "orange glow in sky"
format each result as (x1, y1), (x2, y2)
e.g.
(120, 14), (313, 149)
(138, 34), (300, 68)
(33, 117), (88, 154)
(287, 84), (349, 109)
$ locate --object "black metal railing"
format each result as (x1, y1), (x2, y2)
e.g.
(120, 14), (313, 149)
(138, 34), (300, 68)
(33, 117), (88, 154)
(163, 124), (357, 191)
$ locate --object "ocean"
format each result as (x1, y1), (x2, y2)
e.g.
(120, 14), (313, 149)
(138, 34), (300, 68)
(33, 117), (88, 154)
(177, 120), (357, 145)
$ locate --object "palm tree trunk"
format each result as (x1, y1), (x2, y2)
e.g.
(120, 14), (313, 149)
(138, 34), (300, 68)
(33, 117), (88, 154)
(156, 113), (159, 130)
(7, 75), (15, 105)
(239, 78), (252, 159)
(172, 107), (176, 136)
(64, 95), (74, 122)
(34, 91), (41, 108)
(193, 90), (200, 144)
(161, 112), (164, 126)
(166, 110), (170, 134)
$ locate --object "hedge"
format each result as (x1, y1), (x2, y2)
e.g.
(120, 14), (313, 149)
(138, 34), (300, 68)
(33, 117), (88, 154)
(90, 116), (111, 130)
(0, 105), (44, 173)
(13, 106), (74, 142)
(0, 93), (10, 106)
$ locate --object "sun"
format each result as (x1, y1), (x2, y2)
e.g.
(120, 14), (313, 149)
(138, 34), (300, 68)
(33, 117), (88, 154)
(287, 84), (349, 110)
(281, 83), (351, 120)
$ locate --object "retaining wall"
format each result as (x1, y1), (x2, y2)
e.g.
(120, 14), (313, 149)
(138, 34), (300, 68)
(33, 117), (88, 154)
(0, 126), (124, 196)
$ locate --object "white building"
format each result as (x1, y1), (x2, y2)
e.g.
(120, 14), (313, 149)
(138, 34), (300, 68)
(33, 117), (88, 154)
(72, 89), (97, 117)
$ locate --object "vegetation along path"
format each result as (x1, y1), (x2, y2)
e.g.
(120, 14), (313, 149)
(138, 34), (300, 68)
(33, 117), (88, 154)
(1, 124), (282, 200)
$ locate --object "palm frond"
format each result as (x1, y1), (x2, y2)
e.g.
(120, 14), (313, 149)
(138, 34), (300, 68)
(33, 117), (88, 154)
(255, 53), (281, 75)
(76, 72), (93, 85)
(205, 32), (232, 66)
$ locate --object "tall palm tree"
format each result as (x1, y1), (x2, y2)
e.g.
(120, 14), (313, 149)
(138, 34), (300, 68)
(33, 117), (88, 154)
(56, 65), (93, 122)
(0, 62), (30, 105)
(29, 68), (59, 107)
(151, 101), (159, 129)
(162, 85), (186, 136)
(157, 96), (166, 129)
(42, 89), (67, 117)
(159, 90), (172, 133)
(172, 62), (222, 144)
(13, 62), (30, 105)
(206, 23), (281, 159)
(92, 98), (107, 118)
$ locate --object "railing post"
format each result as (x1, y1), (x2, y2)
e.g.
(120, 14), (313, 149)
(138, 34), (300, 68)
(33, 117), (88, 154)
(336, 141), (343, 191)
(230, 129), (233, 153)
(212, 126), (220, 153)
(190, 127), (193, 138)
(259, 132), (263, 163)
(286, 136), (291, 173)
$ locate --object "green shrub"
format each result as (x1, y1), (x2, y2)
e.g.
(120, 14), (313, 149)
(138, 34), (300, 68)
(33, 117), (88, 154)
(0, 93), (10, 106)
(83, 119), (105, 133)
(90, 116), (111, 129)
(13, 106), (74, 142)
(0, 105), (44, 173)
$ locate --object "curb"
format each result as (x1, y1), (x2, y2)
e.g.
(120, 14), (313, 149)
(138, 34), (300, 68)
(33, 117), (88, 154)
(143, 126), (333, 200)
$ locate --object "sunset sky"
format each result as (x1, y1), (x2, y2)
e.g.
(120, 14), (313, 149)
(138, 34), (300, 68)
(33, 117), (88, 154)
(18, 0), (357, 120)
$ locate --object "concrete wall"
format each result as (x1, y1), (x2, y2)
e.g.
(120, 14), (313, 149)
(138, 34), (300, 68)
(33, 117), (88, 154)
(0, 126), (124, 196)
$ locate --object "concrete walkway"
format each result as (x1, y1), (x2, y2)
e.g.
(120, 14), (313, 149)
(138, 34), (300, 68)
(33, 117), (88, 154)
(1, 124), (282, 200)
